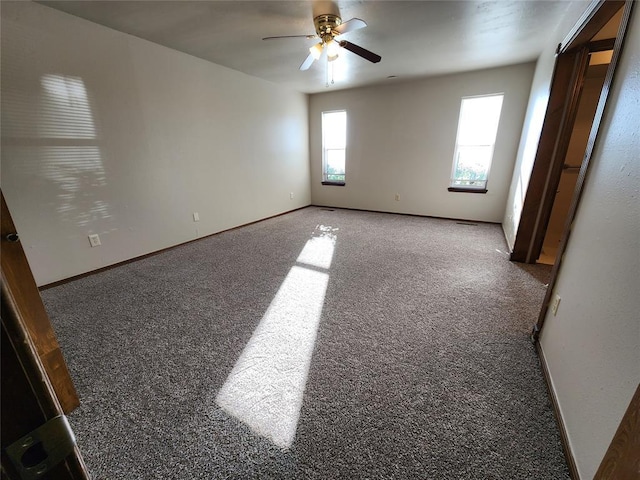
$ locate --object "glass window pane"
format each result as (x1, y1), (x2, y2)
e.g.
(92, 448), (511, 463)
(457, 95), (503, 146)
(453, 146), (491, 188)
(326, 149), (345, 174)
(322, 111), (346, 149)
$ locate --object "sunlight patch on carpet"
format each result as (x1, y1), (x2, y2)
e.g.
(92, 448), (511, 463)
(296, 225), (338, 270)
(216, 226), (336, 449)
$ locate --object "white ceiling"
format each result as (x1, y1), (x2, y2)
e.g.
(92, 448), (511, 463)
(38, 0), (586, 94)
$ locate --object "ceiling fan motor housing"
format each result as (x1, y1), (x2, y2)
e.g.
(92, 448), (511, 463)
(314, 14), (342, 41)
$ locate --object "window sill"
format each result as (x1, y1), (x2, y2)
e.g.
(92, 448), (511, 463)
(448, 187), (488, 194)
(322, 181), (346, 186)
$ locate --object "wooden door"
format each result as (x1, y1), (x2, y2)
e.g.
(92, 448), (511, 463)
(1, 191), (79, 413)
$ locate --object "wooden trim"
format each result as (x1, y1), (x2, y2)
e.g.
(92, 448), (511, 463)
(40, 205), (310, 290)
(536, 342), (580, 479)
(594, 383), (640, 479)
(2, 279), (89, 478)
(510, 48), (589, 262)
(589, 38), (616, 52)
(447, 187), (488, 194)
(534, 0), (635, 336)
(1, 193), (79, 413)
(561, 1), (625, 52)
(311, 204), (501, 226)
(528, 46), (590, 263)
(321, 181), (346, 186)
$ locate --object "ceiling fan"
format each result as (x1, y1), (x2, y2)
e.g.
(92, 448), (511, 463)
(263, 11), (381, 71)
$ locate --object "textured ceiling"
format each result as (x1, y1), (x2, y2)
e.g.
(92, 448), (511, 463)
(38, 0), (587, 94)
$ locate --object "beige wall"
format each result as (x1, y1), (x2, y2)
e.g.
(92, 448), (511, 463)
(309, 63), (535, 223)
(539, 8), (640, 479)
(1, 2), (310, 286)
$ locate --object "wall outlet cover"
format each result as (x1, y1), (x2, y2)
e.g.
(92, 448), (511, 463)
(88, 234), (101, 247)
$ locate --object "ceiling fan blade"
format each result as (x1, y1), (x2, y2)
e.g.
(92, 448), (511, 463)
(333, 18), (367, 35)
(338, 40), (381, 63)
(262, 34), (317, 40)
(299, 52), (316, 71)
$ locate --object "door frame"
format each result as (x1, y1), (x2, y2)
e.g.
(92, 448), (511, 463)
(1, 193), (79, 413)
(519, 1), (635, 478)
(1, 191), (88, 478)
(510, 0), (628, 264)
(2, 283), (89, 479)
(530, 0), (634, 338)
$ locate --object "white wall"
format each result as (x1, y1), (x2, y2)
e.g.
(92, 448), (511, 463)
(309, 64), (535, 223)
(502, 2), (591, 249)
(0, 2), (310, 286)
(539, 8), (640, 479)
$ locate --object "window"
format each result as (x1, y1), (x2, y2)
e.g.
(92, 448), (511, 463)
(322, 110), (346, 185)
(449, 94), (504, 192)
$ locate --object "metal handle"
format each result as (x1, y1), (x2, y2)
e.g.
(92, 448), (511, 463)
(6, 233), (19, 243)
(6, 415), (76, 480)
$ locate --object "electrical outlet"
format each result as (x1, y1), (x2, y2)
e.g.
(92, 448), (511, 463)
(193, 212), (200, 222)
(395, 194), (400, 201)
(290, 192), (294, 200)
(88, 234), (101, 247)
(550, 294), (561, 316)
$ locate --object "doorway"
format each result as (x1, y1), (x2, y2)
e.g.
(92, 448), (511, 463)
(510, 2), (628, 266)
(538, 51), (612, 265)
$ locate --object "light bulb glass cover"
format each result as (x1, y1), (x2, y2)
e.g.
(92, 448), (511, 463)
(326, 40), (340, 61)
(309, 43), (323, 60)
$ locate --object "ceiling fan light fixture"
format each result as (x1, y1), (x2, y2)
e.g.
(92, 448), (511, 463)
(326, 39), (340, 61)
(269, 9), (380, 81)
(309, 43), (323, 60)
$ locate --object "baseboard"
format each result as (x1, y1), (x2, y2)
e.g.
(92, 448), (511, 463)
(501, 223), (515, 256)
(535, 341), (581, 479)
(310, 204), (501, 226)
(39, 205), (310, 290)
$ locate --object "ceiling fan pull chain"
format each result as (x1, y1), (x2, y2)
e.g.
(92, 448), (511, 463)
(325, 58), (335, 88)
(326, 57), (330, 87)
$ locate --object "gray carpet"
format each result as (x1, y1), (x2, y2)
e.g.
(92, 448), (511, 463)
(41, 206), (567, 479)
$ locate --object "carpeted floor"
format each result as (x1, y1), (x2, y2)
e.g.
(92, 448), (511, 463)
(42, 206), (566, 479)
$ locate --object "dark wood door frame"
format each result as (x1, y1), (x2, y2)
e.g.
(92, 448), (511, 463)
(513, 2), (635, 479)
(1, 191), (88, 477)
(531, 0), (634, 338)
(510, 46), (589, 264)
(2, 283), (89, 479)
(1, 193), (79, 413)
(510, 0), (628, 265)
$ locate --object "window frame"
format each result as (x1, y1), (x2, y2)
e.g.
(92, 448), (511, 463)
(321, 109), (347, 186)
(448, 93), (504, 194)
